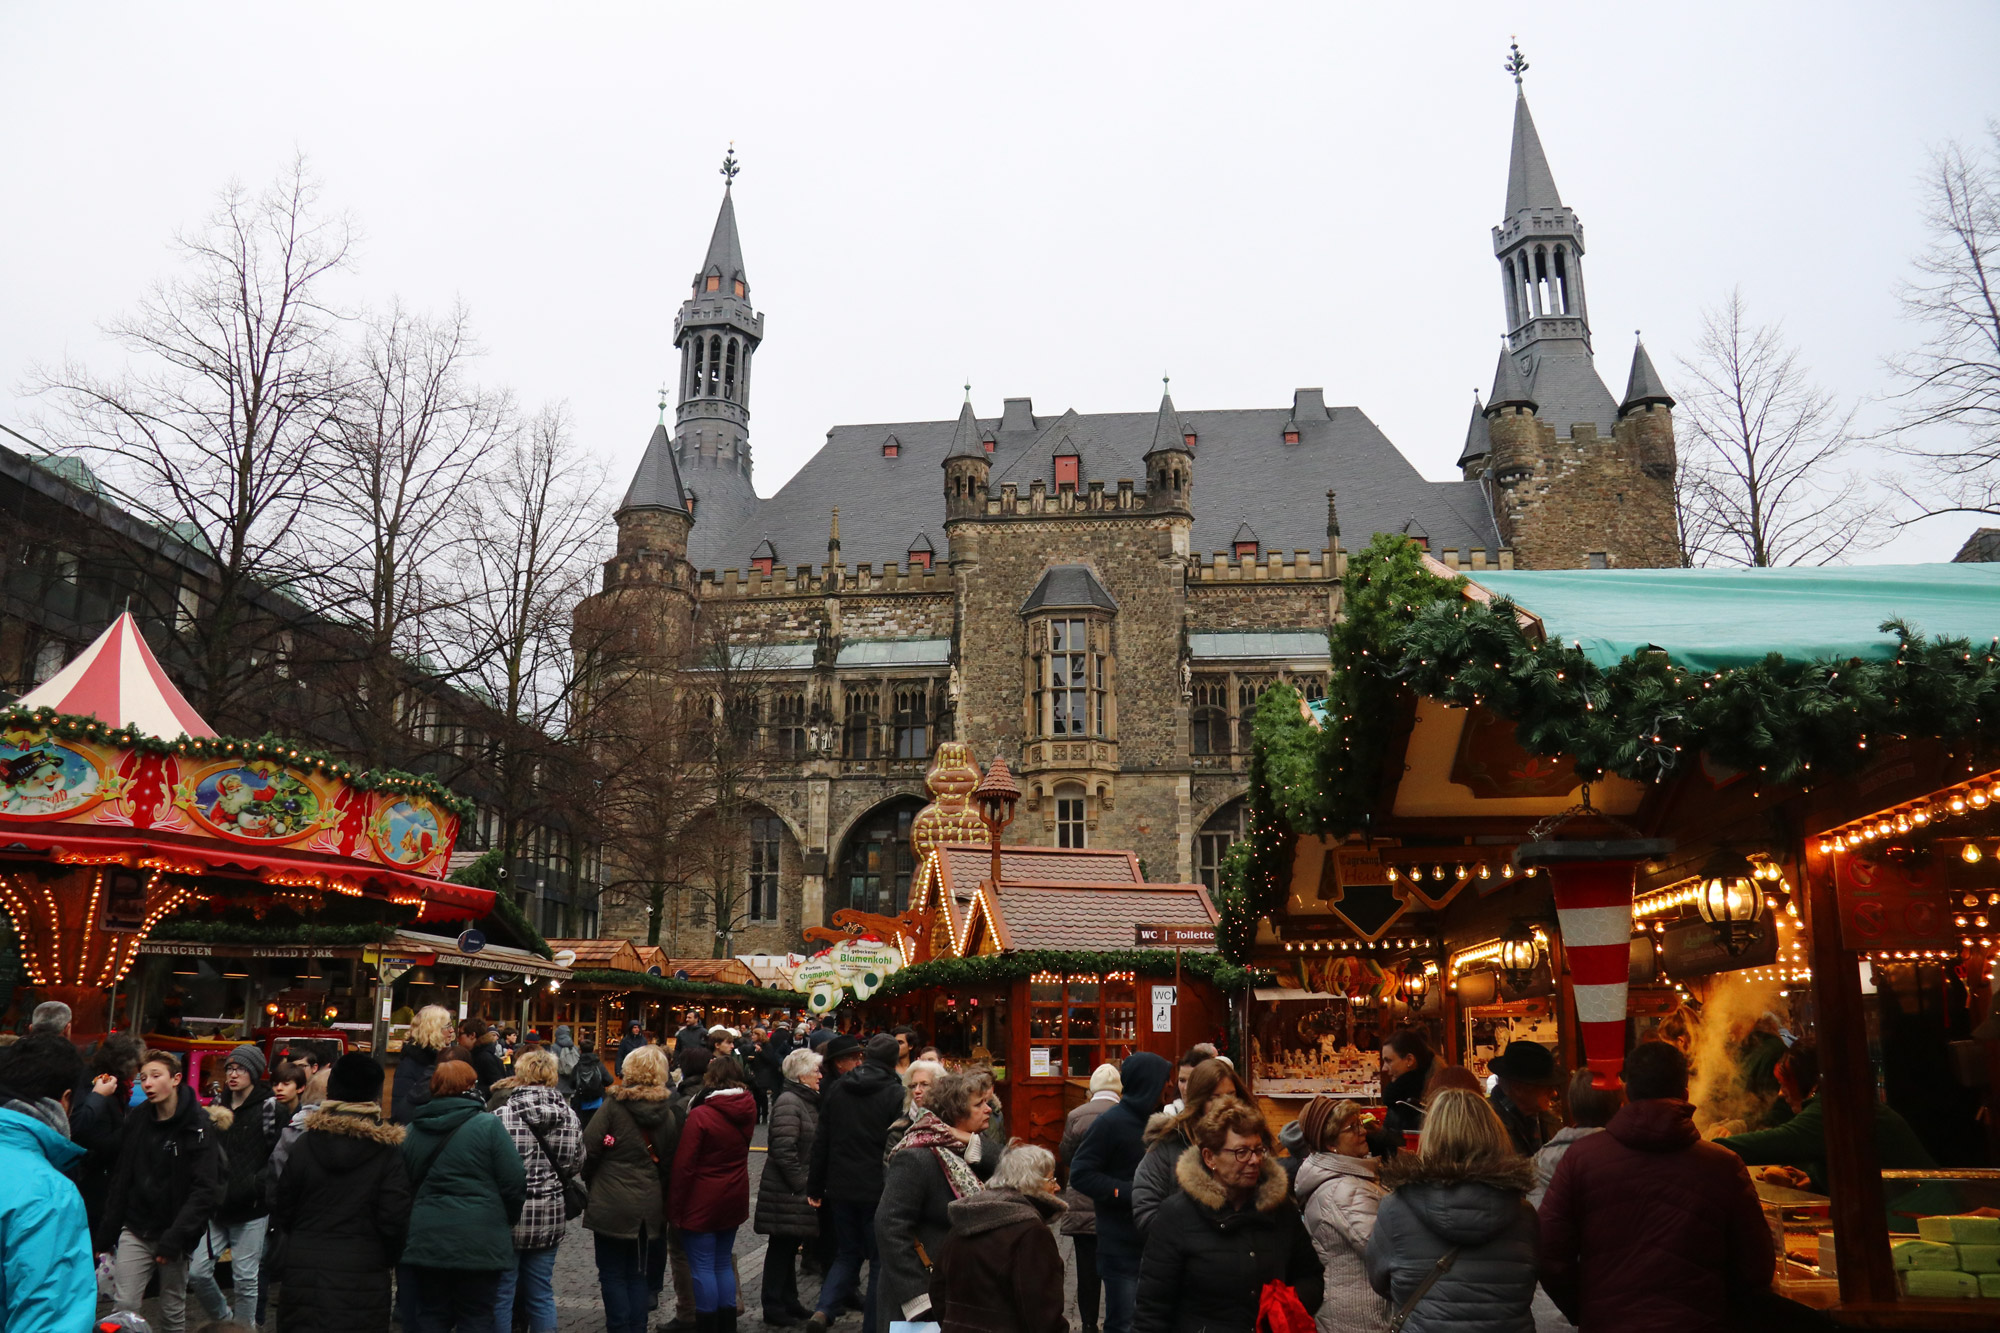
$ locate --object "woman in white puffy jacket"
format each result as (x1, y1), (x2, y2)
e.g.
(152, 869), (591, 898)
(1293, 1096), (1391, 1333)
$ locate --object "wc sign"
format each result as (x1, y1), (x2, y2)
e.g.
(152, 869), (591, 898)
(1151, 985), (1177, 1033)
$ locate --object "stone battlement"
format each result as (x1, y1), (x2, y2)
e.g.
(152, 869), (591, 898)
(696, 561), (955, 597)
(1192, 548), (1344, 582)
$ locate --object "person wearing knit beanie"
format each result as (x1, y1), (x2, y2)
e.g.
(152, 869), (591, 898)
(224, 1044), (267, 1080)
(326, 1052), (385, 1104)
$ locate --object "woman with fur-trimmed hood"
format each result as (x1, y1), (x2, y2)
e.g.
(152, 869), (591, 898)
(1364, 1089), (1539, 1333)
(1134, 1100), (1322, 1333)
(581, 1044), (682, 1333)
(269, 1053), (413, 1333)
(1131, 1057), (1243, 1238)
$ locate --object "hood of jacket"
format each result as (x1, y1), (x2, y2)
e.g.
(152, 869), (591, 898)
(1295, 1150), (1377, 1207)
(1174, 1140), (1290, 1215)
(693, 1085), (758, 1131)
(1141, 1107), (1187, 1148)
(1116, 1052), (1171, 1118)
(0, 1102), (86, 1172)
(1606, 1098), (1700, 1153)
(304, 1105), (407, 1146)
(780, 1079), (821, 1107)
(147, 1083), (206, 1137)
(504, 1081), (572, 1128)
(1, 1092), (70, 1138)
(407, 1092), (486, 1136)
(1377, 1152), (1534, 1246)
(946, 1184), (1067, 1237)
(554, 1025), (574, 1048)
(831, 1058), (901, 1102)
(611, 1083), (677, 1127)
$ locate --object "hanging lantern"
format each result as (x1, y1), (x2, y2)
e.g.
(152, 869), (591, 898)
(1401, 968), (1429, 1001)
(1497, 923), (1542, 996)
(1695, 848), (1764, 956)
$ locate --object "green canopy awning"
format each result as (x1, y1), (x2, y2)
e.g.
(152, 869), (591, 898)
(1467, 563), (2000, 671)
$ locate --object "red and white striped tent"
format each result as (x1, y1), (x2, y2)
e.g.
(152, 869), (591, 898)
(16, 612), (216, 740)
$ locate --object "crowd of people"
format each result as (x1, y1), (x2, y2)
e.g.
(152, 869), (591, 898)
(0, 997), (1853, 1333)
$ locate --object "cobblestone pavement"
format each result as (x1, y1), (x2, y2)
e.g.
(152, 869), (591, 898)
(108, 1122), (1092, 1333)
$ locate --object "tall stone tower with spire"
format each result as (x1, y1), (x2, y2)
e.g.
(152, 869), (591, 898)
(671, 147), (764, 561)
(1458, 45), (1680, 570)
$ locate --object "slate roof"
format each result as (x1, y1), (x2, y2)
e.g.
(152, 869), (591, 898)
(936, 844), (1145, 889)
(685, 395), (1504, 572)
(621, 422), (691, 514)
(1521, 346), (1620, 436)
(979, 881), (1218, 952)
(1504, 92), (1564, 216)
(1458, 395), (1491, 467)
(701, 187), (748, 291)
(1020, 564), (1119, 614)
(1622, 339), (1673, 410)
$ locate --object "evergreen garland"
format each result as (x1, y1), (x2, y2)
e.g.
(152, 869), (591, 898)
(449, 851), (554, 959)
(569, 967), (806, 1006)
(1392, 598), (2000, 787)
(0, 706), (475, 818)
(1217, 536), (1464, 962)
(870, 948), (1267, 999)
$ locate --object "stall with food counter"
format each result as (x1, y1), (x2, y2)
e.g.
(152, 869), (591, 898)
(1231, 543), (2000, 1324)
(533, 938), (806, 1051)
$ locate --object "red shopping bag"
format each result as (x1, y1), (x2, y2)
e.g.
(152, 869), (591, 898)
(1255, 1280), (1317, 1333)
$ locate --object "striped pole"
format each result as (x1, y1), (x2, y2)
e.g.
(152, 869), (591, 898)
(1545, 859), (1638, 1081)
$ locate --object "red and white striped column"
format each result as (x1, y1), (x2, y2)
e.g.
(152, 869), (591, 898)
(1545, 860), (1639, 1082)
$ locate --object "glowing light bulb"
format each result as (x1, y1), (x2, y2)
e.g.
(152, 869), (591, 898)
(1965, 843), (1985, 865)
(1974, 790), (1991, 810)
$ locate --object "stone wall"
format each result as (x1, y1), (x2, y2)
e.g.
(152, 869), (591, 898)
(1487, 406), (1680, 570)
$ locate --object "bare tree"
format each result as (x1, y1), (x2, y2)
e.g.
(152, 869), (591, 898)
(1673, 290), (1881, 566)
(1889, 126), (2000, 516)
(32, 159), (350, 716)
(316, 302), (507, 768)
(457, 405), (608, 878)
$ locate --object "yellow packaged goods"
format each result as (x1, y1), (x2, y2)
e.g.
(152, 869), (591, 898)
(1892, 1239), (1962, 1270)
(1960, 1245), (2000, 1274)
(1901, 1269), (1979, 1299)
(1917, 1215), (2000, 1245)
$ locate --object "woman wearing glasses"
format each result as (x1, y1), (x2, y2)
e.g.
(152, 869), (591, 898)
(1132, 1101), (1321, 1333)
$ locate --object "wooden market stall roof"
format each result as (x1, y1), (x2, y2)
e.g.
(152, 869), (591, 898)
(911, 844), (1151, 960)
(957, 878), (1217, 956)
(658, 957), (760, 987)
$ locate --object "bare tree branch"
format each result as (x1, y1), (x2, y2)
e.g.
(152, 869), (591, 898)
(30, 158), (351, 716)
(1674, 289), (1886, 566)
(1887, 124), (2000, 517)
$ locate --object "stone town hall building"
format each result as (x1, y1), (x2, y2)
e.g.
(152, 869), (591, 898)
(580, 82), (1680, 953)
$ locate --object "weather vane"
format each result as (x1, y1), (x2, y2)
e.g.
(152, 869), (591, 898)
(658, 383), (670, 424)
(1163, 372), (1171, 392)
(964, 379), (971, 403)
(1505, 39), (1529, 88)
(721, 141), (740, 185)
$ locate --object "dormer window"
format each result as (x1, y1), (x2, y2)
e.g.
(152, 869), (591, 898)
(908, 548), (932, 571)
(705, 275), (721, 292)
(1282, 419), (1301, 445)
(1234, 539), (1258, 559)
(907, 532), (935, 571)
(733, 280), (745, 297)
(882, 435), (900, 458)
(1054, 454), (1080, 488)
(1232, 521), (1259, 560)
(1183, 429), (1197, 449)
(982, 437), (995, 454)
(750, 556), (775, 576)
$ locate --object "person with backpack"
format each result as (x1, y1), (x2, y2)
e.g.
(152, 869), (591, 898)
(494, 1048), (585, 1333)
(267, 1053), (413, 1333)
(99, 1049), (225, 1333)
(400, 1058), (528, 1327)
(552, 1024), (583, 1099)
(583, 1044), (682, 1333)
(188, 1044), (276, 1327)
(573, 1033), (610, 1114)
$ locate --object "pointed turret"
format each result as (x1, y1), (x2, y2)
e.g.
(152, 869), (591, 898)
(1504, 92), (1564, 217)
(942, 394), (992, 519)
(1488, 348), (1537, 412)
(619, 422), (691, 515)
(1457, 393), (1492, 472)
(1620, 337), (1674, 414)
(945, 398), (986, 459)
(1148, 390), (1191, 457)
(697, 186), (750, 297)
(1144, 389), (1193, 512)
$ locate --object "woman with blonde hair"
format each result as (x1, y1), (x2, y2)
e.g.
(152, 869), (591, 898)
(583, 1043), (682, 1333)
(1132, 1056), (1243, 1235)
(1364, 1088), (1539, 1332)
(495, 1047), (585, 1333)
(1294, 1098), (1389, 1333)
(393, 1005), (456, 1125)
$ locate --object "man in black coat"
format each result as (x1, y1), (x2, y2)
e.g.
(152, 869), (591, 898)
(101, 1050), (225, 1328)
(618, 1018), (652, 1074)
(805, 1033), (905, 1333)
(457, 1018), (507, 1097)
(1070, 1051), (1172, 1333)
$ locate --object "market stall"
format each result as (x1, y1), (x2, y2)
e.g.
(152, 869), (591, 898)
(1231, 541), (2000, 1324)
(0, 614), (484, 1040)
(535, 937), (804, 1051)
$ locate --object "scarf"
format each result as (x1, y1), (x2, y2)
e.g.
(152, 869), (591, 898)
(893, 1108), (983, 1200)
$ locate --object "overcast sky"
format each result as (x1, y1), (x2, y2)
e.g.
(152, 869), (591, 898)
(5, 3), (1996, 563)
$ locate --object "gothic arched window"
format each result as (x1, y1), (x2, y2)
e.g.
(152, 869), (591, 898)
(724, 339), (739, 401)
(707, 335), (723, 396)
